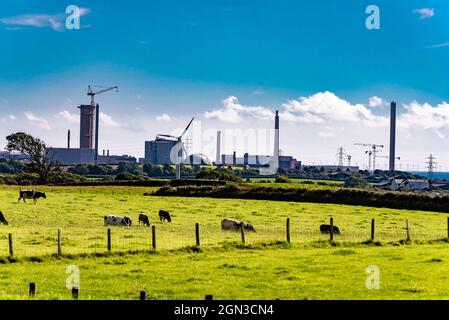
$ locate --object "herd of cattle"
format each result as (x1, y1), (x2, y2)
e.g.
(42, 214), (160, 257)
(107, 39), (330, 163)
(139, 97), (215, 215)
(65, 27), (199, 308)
(0, 190), (343, 234)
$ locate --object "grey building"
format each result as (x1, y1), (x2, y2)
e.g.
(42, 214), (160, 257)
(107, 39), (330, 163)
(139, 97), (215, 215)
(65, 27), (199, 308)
(144, 138), (180, 165)
(48, 148), (95, 165)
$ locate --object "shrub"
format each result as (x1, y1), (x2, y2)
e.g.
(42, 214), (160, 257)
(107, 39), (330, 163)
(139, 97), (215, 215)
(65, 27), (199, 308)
(47, 172), (86, 184)
(115, 173), (142, 181)
(196, 169), (242, 182)
(344, 176), (369, 189)
(275, 175), (290, 183)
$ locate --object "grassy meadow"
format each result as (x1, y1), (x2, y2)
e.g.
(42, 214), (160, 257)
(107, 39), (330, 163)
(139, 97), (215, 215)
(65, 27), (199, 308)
(1, 185), (449, 299)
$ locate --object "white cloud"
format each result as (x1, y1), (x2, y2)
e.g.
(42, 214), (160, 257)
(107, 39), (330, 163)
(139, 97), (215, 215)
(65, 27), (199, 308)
(0, 8), (90, 31)
(282, 91), (388, 127)
(399, 101), (449, 129)
(252, 88), (264, 95)
(156, 113), (171, 121)
(204, 96), (274, 123)
(318, 131), (336, 138)
(56, 110), (79, 124)
(24, 111), (51, 130)
(426, 41), (449, 49)
(100, 112), (120, 127)
(8, 114), (16, 121)
(413, 8), (435, 20)
(368, 96), (385, 107)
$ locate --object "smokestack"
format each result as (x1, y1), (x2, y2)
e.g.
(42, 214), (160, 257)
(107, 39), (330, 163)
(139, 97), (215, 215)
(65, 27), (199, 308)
(107, 149), (110, 157)
(216, 131), (221, 165)
(233, 151), (236, 166)
(95, 104), (100, 165)
(78, 104), (95, 149)
(274, 110), (280, 169)
(103, 149), (105, 156)
(67, 130), (71, 149)
(389, 101), (396, 172)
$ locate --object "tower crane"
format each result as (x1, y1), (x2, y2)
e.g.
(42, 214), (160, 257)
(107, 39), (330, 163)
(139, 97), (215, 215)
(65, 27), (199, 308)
(355, 143), (383, 173)
(86, 85), (118, 164)
(87, 85), (118, 107)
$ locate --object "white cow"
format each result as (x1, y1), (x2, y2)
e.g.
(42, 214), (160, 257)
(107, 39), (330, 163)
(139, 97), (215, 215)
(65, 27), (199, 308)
(104, 215), (132, 226)
(221, 219), (256, 232)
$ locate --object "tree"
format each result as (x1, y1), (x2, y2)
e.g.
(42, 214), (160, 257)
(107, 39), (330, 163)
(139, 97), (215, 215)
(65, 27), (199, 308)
(5, 132), (56, 183)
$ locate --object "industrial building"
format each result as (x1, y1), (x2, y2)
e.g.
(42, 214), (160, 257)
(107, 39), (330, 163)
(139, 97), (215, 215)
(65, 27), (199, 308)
(0, 151), (29, 162)
(216, 110), (301, 171)
(144, 138), (180, 165)
(48, 85), (136, 166)
(304, 165), (359, 172)
(219, 152), (299, 170)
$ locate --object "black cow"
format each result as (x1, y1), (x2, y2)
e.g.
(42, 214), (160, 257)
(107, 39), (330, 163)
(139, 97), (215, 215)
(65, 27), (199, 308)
(138, 213), (150, 226)
(0, 211), (8, 225)
(18, 190), (46, 204)
(320, 224), (341, 234)
(159, 210), (172, 222)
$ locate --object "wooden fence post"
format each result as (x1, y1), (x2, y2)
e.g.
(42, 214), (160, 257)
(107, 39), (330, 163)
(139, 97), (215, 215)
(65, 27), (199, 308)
(286, 218), (291, 243)
(152, 225), (156, 250)
(330, 217), (334, 241)
(72, 287), (79, 299)
(58, 228), (62, 255)
(371, 219), (375, 241)
(29, 283), (36, 297)
(195, 223), (200, 247)
(8, 233), (13, 257)
(140, 290), (146, 301)
(240, 221), (245, 244)
(107, 228), (111, 252)
(406, 219), (410, 241)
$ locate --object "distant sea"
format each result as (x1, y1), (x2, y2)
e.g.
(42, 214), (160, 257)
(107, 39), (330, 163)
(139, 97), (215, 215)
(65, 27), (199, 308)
(410, 172), (449, 180)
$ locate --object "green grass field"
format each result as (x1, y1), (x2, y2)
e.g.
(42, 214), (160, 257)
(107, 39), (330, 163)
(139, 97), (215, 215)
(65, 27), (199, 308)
(1, 185), (449, 299)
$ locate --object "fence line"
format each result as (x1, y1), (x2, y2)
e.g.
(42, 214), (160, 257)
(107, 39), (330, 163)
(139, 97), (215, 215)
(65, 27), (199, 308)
(2, 217), (449, 258)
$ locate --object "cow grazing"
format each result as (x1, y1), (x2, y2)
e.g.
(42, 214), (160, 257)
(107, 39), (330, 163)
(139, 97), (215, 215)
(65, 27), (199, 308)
(320, 224), (341, 234)
(104, 215), (132, 227)
(159, 210), (172, 222)
(138, 213), (150, 226)
(0, 211), (8, 225)
(18, 190), (46, 204)
(221, 219), (256, 232)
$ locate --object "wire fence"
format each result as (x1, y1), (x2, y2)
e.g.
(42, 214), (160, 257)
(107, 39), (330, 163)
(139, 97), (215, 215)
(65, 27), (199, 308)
(2, 217), (449, 259)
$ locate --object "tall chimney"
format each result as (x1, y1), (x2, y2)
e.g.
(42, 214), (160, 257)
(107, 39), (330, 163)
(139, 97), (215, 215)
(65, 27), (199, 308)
(389, 101), (396, 172)
(233, 151), (236, 166)
(107, 149), (110, 157)
(216, 131), (221, 165)
(78, 104), (95, 149)
(274, 110), (280, 169)
(67, 130), (71, 149)
(95, 104), (100, 165)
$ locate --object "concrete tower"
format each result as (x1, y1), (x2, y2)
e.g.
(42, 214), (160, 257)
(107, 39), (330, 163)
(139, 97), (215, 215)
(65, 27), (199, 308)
(216, 131), (221, 165)
(95, 104), (100, 164)
(78, 104), (95, 149)
(389, 101), (396, 172)
(274, 110), (280, 169)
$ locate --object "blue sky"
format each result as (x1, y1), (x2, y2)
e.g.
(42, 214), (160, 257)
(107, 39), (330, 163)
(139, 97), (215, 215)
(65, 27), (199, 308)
(0, 0), (448, 170)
